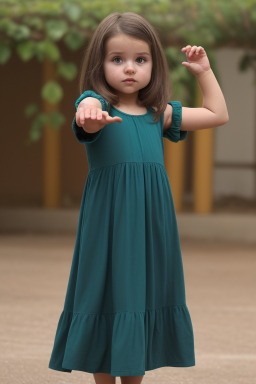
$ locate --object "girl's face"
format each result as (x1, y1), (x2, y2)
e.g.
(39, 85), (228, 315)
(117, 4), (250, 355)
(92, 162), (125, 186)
(103, 34), (152, 102)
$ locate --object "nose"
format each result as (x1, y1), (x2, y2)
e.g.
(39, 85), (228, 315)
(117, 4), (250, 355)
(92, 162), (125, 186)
(124, 60), (135, 74)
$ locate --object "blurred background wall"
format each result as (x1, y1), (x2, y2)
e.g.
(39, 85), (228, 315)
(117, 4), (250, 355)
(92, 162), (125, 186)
(0, 42), (87, 208)
(214, 48), (255, 203)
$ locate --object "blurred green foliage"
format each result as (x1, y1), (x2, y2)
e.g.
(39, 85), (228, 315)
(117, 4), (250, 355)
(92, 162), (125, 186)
(0, 0), (254, 143)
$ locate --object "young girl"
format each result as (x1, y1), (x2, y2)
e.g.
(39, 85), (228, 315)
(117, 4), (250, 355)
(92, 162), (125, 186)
(48, 12), (229, 384)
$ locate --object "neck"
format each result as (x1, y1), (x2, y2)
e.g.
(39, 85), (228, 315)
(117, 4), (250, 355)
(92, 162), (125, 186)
(115, 92), (141, 108)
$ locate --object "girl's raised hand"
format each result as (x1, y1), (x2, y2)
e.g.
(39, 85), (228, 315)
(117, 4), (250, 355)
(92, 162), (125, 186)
(76, 104), (122, 132)
(181, 45), (211, 77)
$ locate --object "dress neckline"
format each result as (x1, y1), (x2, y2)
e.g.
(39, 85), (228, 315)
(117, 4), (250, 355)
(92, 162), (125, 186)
(111, 105), (151, 117)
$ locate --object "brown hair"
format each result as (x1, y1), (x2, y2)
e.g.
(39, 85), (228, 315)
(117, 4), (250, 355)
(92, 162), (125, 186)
(79, 12), (171, 122)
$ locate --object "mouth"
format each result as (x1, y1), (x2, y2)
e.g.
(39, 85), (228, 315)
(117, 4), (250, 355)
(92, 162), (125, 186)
(123, 78), (136, 83)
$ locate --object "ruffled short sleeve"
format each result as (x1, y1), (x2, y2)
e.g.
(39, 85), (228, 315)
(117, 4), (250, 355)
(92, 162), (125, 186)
(72, 90), (109, 144)
(163, 101), (188, 143)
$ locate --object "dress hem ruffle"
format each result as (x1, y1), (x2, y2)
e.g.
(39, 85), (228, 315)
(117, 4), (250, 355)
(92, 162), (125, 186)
(49, 359), (195, 376)
(48, 304), (195, 376)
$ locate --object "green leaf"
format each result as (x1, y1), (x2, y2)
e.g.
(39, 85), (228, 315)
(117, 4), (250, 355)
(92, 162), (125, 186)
(47, 111), (66, 130)
(45, 19), (68, 41)
(16, 40), (36, 61)
(63, 28), (84, 50)
(22, 16), (44, 30)
(79, 18), (97, 29)
(35, 40), (60, 62)
(0, 43), (11, 64)
(30, 127), (42, 141)
(25, 103), (38, 117)
(57, 61), (77, 80)
(10, 24), (31, 41)
(41, 81), (63, 104)
(62, 2), (81, 22)
(29, 113), (47, 142)
(0, 18), (12, 33)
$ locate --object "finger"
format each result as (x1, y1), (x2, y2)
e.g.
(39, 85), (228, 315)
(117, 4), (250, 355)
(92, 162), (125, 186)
(90, 107), (97, 119)
(196, 46), (202, 54)
(102, 111), (109, 118)
(112, 117), (123, 122)
(84, 107), (91, 119)
(76, 112), (82, 127)
(101, 111), (122, 123)
(96, 109), (102, 120)
(189, 46), (197, 57)
(78, 110), (84, 125)
(181, 61), (190, 68)
(79, 110), (87, 125)
(196, 46), (204, 54)
(105, 115), (123, 123)
(112, 116), (123, 122)
(181, 45), (191, 52)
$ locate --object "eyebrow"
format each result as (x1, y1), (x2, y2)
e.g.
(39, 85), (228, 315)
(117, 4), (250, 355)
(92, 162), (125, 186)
(108, 51), (151, 56)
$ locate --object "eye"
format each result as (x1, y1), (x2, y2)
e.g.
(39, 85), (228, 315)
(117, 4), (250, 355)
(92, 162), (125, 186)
(113, 57), (122, 63)
(136, 57), (146, 63)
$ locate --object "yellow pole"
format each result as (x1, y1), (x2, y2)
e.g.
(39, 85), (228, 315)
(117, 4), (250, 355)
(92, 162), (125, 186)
(193, 82), (214, 213)
(42, 59), (61, 208)
(164, 139), (186, 212)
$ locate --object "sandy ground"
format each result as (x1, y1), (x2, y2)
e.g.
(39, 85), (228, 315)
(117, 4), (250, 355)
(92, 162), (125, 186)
(0, 234), (255, 384)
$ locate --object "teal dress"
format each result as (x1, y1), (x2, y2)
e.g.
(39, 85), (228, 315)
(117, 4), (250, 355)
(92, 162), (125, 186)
(48, 99), (195, 377)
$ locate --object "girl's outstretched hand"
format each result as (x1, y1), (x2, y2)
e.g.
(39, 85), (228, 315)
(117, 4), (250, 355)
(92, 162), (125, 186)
(181, 45), (211, 77)
(76, 104), (122, 133)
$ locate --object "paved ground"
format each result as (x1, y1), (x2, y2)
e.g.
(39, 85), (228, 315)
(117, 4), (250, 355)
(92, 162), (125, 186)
(0, 234), (255, 384)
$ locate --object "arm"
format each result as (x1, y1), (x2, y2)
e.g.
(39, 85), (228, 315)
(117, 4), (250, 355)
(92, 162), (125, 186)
(72, 91), (122, 144)
(76, 96), (122, 133)
(181, 68), (229, 131)
(163, 45), (229, 133)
